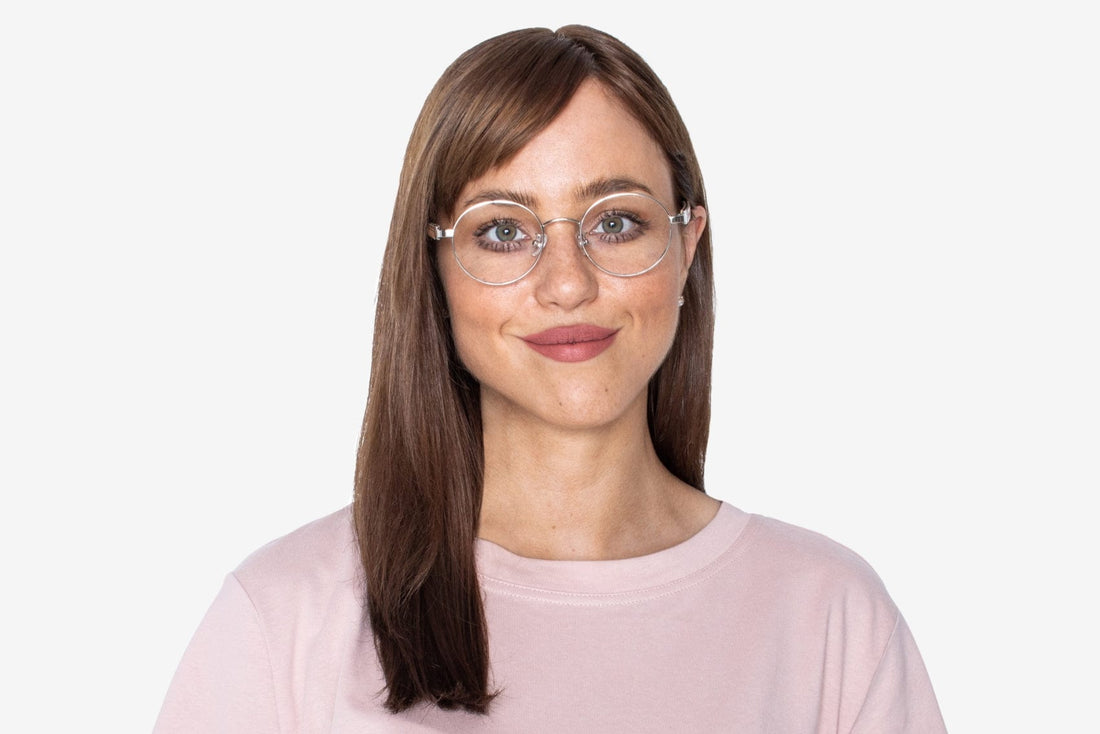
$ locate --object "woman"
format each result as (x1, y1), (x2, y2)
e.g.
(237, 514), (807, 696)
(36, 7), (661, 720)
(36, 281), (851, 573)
(155, 25), (946, 732)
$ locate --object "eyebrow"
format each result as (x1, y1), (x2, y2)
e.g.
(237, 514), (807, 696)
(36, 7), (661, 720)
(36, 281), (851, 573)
(575, 177), (656, 201)
(462, 188), (539, 209)
(460, 176), (658, 211)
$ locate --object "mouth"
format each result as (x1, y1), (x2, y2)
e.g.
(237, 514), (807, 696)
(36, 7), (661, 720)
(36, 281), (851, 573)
(521, 324), (619, 363)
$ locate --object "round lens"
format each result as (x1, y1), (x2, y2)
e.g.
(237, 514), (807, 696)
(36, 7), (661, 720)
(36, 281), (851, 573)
(580, 193), (672, 276)
(451, 201), (544, 285)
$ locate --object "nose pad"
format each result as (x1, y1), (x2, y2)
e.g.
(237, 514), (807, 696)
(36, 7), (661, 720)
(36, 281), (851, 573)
(532, 233), (547, 257)
(532, 222), (599, 307)
(537, 220), (598, 281)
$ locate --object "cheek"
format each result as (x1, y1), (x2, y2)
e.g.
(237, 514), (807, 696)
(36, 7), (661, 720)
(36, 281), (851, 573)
(635, 266), (683, 317)
(604, 277), (683, 367)
(449, 309), (489, 373)
(438, 248), (477, 362)
(642, 268), (689, 358)
(646, 302), (684, 366)
(440, 273), (512, 377)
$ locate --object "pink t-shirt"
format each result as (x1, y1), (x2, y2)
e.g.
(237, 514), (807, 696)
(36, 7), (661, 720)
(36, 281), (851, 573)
(154, 503), (946, 732)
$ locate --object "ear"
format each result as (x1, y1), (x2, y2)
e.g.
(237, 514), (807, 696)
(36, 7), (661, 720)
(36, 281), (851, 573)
(679, 204), (707, 279)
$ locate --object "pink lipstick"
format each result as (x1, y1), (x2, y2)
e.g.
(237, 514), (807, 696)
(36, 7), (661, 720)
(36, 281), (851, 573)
(522, 324), (619, 363)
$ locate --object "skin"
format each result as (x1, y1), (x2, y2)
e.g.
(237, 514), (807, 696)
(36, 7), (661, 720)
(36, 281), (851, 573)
(438, 80), (719, 561)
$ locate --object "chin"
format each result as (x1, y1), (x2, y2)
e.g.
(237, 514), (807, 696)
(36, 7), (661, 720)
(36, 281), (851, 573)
(495, 387), (649, 433)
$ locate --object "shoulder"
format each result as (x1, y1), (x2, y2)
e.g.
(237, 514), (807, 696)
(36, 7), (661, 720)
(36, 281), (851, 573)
(154, 508), (361, 732)
(713, 508), (946, 731)
(231, 505), (360, 612)
(744, 513), (882, 578)
(729, 509), (898, 619)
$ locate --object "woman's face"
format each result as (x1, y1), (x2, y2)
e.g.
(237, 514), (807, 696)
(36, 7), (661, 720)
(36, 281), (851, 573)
(437, 80), (707, 431)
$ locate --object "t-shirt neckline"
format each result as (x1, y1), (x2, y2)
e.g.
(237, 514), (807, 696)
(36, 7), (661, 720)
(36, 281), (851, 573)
(474, 501), (750, 599)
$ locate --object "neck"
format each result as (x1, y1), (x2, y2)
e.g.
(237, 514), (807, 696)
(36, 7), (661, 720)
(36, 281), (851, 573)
(477, 392), (718, 560)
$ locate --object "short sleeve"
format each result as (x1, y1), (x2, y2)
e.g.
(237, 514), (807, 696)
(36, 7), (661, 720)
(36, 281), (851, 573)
(153, 573), (281, 734)
(850, 615), (947, 733)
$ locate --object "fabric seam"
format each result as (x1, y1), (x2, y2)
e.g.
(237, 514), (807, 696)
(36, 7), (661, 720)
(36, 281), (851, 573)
(229, 571), (285, 734)
(846, 610), (903, 732)
(477, 514), (763, 607)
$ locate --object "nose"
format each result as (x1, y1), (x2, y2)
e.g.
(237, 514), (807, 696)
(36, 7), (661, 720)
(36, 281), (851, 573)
(532, 218), (598, 310)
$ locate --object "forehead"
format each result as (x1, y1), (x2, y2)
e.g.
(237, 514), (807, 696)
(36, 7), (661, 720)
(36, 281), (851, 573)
(454, 80), (674, 215)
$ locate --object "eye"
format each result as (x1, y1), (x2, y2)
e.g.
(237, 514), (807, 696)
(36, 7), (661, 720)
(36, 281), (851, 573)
(596, 215), (632, 235)
(489, 222), (520, 242)
(589, 209), (647, 243)
(472, 218), (532, 252)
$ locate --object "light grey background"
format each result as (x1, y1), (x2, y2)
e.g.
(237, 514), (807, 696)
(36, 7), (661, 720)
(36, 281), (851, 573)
(2, 1), (1097, 731)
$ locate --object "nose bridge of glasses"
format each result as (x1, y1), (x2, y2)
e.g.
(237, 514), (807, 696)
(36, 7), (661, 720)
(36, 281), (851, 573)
(540, 216), (586, 248)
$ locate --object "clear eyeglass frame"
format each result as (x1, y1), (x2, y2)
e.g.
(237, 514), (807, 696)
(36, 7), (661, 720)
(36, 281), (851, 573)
(427, 191), (693, 286)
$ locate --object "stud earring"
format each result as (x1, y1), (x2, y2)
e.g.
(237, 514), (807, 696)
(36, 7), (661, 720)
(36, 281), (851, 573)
(677, 295), (685, 308)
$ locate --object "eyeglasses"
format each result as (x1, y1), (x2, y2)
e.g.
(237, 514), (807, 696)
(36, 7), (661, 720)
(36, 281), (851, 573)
(428, 192), (693, 286)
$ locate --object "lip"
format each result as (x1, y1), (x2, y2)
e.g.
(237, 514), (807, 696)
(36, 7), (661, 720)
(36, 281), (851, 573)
(521, 324), (619, 363)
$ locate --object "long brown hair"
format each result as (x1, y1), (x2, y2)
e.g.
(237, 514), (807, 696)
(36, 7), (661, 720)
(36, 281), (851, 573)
(353, 24), (714, 714)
